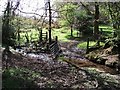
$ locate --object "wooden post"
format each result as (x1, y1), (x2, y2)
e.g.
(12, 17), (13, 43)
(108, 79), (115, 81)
(40, 30), (42, 41)
(18, 30), (20, 46)
(71, 25), (73, 37)
(100, 28), (103, 35)
(46, 32), (48, 40)
(97, 36), (100, 46)
(86, 38), (89, 53)
(25, 32), (29, 43)
(55, 36), (58, 42)
(46, 43), (49, 52)
(48, 1), (52, 44)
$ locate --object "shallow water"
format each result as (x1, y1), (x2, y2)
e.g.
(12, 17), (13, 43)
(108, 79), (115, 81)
(14, 45), (118, 75)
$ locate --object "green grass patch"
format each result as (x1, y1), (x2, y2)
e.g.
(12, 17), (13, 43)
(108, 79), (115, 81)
(52, 28), (70, 42)
(52, 27), (78, 42)
(77, 41), (105, 49)
(17, 25), (114, 44)
(17, 28), (39, 44)
(99, 25), (113, 33)
(99, 25), (113, 37)
(99, 25), (113, 29)
(18, 27), (79, 43)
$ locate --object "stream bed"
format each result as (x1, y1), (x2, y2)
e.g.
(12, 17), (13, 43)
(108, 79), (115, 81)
(3, 45), (120, 89)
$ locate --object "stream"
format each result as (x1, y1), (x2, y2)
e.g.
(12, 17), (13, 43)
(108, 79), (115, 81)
(8, 41), (120, 89)
(13, 40), (119, 75)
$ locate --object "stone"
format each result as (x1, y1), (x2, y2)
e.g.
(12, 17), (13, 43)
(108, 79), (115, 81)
(96, 56), (107, 65)
(105, 55), (119, 68)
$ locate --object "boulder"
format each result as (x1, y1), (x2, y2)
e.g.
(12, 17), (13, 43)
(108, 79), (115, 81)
(105, 54), (119, 68)
(96, 55), (108, 64)
(86, 51), (120, 69)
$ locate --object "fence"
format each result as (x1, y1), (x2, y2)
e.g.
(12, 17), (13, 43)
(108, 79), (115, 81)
(39, 30), (48, 41)
(49, 36), (60, 59)
(86, 36), (102, 54)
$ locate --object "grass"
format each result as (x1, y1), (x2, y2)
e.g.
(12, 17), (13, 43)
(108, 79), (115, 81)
(52, 27), (78, 42)
(52, 28), (69, 42)
(99, 25), (113, 37)
(99, 25), (113, 29)
(18, 28), (39, 44)
(52, 27), (69, 42)
(18, 27), (78, 44)
(77, 41), (96, 49)
(77, 41), (105, 49)
(17, 25), (114, 44)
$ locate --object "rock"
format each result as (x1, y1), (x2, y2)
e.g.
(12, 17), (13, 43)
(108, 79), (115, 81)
(96, 55), (108, 64)
(103, 47), (113, 54)
(105, 55), (119, 68)
(85, 49), (120, 70)
(85, 51), (99, 61)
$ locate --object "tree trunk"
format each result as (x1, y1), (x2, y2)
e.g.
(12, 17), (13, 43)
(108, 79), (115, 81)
(48, 1), (52, 44)
(94, 2), (99, 40)
(71, 25), (73, 37)
(107, 3), (119, 30)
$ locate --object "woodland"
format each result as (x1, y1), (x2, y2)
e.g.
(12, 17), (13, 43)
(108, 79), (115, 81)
(1, 0), (120, 89)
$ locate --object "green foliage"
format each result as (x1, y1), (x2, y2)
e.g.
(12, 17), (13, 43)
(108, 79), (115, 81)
(74, 8), (93, 35)
(105, 37), (120, 46)
(99, 2), (120, 28)
(99, 25), (113, 38)
(115, 29), (120, 39)
(99, 4), (110, 25)
(2, 21), (16, 48)
(59, 20), (69, 27)
(59, 3), (78, 26)
(58, 3), (93, 36)
(52, 27), (71, 42)
(16, 29), (39, 44)
(75, 10), (88, 20)
(2, 1), (16, 48)
(77, 41), (96, 49)
(106, 2), (120, 29)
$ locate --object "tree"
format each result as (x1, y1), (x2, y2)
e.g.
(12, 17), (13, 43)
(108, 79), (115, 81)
(99, 2), (120, 55)
(58, 3), (78, 37)
(107, 2), (120, 30)
(2, 0), (20, 51)
(93, 2), (99, 40)
(74, 9), (93, 36)
(56, 2), (94, 37)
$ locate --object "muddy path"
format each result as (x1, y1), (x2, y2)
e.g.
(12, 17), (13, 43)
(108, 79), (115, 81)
(59, 40), (118, 74)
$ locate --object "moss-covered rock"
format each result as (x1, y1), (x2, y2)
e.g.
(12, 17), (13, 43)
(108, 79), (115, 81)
(85, 46), (120, 70)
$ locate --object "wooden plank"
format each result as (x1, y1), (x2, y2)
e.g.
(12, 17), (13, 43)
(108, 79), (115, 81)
(51, 43), (59, 55)
(42, 33), (47, 34)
